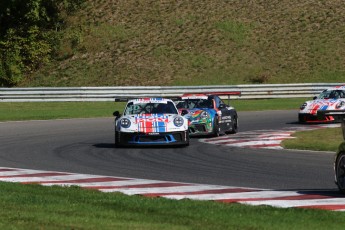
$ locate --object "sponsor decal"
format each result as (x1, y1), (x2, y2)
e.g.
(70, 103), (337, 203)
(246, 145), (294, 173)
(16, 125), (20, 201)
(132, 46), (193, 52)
(221, 116), (232, 121)
(133, 98), (167, 104)
(132, 114), (168, 133)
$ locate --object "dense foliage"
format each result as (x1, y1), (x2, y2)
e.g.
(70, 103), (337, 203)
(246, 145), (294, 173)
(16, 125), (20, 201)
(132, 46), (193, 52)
(0, 0), (84, 86)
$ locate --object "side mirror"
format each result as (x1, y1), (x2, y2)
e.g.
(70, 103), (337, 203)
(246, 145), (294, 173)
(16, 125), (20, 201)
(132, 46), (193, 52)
(113, 111), (120, 117)
(181, 109), (188, 116)
(219, 104), (227, 109)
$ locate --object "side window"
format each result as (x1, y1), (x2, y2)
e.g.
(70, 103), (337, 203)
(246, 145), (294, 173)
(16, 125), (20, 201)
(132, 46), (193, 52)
(175, 101), (186, 109)
(340, 91), (345, 98)
(124, 102), (133, 115)
(214, 96), (221, 108)
(215, 96), (228, 109)
(167, 101), (178, 114)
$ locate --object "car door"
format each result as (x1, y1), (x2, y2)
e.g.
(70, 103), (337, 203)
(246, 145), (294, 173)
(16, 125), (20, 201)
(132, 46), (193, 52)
(214, 96), (233, 132)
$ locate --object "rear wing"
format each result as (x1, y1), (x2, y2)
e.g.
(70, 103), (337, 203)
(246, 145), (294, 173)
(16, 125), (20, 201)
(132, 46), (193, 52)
(317, 110), (345, 140)
(206, 91), (241, 106)
(207, 91), (241, 105)
(182, 91), (241, 98)
(180, 91), (241, 105)
(181, 91), (241, 97)
(204, 91), (241, 97)
(114, 97), (130, 102)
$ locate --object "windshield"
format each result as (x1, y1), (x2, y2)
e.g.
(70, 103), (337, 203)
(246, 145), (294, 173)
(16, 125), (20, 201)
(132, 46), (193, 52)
(176, 99), (213, 109)
(318, 90), (345, 99)
(124, 101), (178, 115)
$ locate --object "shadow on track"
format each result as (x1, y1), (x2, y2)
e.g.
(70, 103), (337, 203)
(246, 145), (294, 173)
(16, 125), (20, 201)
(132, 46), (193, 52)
(93, 143), (187, 149)
(286, 189), (344, 197)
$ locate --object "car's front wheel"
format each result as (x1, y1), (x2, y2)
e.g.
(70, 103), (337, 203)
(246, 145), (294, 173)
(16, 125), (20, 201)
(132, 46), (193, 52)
(115, 131), (121, 147)
(298, 114), (306, 123)
(212, 116), (220, 137)
(181, 132), (190, 147)
(335, 152), (345, 193)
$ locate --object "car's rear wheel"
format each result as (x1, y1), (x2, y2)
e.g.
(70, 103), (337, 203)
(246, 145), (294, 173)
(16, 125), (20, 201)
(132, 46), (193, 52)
(227, 116), (238, 134)
(335, 152), (345, 193)
(212, 116), (220, 137)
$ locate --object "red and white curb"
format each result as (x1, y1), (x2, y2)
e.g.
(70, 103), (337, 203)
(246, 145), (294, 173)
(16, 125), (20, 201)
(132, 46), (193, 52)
(200, 124), (340, 149)
(1, 167), (345, 211)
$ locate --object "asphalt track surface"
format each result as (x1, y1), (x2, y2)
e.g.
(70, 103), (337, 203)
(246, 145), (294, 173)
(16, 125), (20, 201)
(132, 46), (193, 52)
(0, 110), (337, 191)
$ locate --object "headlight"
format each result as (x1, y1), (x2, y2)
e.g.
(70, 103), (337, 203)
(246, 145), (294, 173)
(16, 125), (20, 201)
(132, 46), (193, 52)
(120, 118), (131, 128)
(174, 116), (184, 127)
(336, 101), (345, 109)
(300, 103), (307, 110)
(200, 111), (209, 119)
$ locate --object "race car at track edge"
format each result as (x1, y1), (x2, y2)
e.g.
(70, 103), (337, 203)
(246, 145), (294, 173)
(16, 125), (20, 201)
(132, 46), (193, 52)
(113, 98), (189, 147)
(175, 91), (240, 137)
(299, 85), (345, 123)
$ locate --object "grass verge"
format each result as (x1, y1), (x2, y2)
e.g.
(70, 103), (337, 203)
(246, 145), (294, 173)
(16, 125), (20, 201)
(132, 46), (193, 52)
(282, 127), (343, 152)
(1, 181), (345, 230)
(0, 98), (306, 121)
(1, 102), (125, 121)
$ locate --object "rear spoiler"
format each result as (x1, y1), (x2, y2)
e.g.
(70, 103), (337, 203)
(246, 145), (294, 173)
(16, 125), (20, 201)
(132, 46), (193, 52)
(317, 110), (345, 140)
(179, 91), (241, 106)
(206, 91), (241, 105)
(114, 97), (130, 102)
(204, 91), (241, 96)
(180, 91), (241, 99)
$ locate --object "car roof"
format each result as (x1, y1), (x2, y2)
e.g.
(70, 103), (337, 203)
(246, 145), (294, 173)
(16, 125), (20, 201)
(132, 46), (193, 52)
(181, 93), (209, 100)
(128, 98), (172, 104)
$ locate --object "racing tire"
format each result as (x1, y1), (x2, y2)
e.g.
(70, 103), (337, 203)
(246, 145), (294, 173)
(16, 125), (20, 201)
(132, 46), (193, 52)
(335, 152), (345, 193)
(227, 116), (238, 134)
(184, 133), (190, 147)
(212, 116), (220, 137)
(178, 131), (190, 147)
(298, 114), (305, 123)
(114, 131), (121, 147)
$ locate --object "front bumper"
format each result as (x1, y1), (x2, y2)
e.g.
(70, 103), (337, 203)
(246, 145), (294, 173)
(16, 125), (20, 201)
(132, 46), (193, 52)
(299, 113), (335, 123)
(117, 131), (189, 146)
(188, 123), (213, 136)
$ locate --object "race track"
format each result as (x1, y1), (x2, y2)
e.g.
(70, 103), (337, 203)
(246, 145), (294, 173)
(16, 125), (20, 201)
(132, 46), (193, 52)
(0, 110), (337, 191)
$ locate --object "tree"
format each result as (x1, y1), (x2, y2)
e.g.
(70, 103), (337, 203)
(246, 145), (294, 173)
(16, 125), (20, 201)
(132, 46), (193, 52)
(0, 0), (84, 87)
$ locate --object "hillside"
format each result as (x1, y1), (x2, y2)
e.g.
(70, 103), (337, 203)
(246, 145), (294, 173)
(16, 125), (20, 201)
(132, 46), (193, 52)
(22, 0), (345, 87)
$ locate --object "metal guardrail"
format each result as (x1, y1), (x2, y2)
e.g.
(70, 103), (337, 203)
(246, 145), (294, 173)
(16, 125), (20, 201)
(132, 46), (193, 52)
(0, 83), (344, 102)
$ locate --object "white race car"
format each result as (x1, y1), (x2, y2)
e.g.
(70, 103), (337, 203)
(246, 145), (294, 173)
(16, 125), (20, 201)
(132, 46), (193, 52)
(113, 98), (189, 147)
(299, 85), (345, 123)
